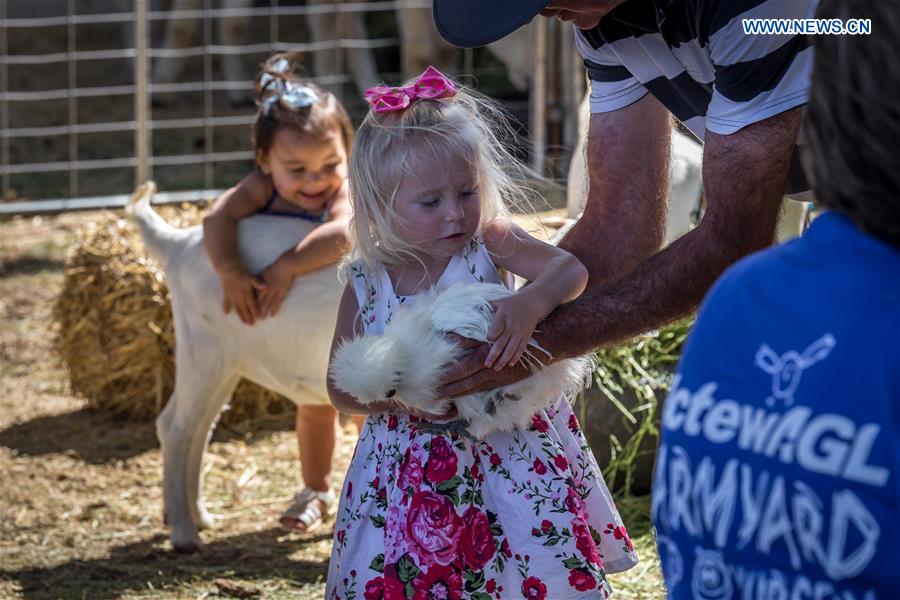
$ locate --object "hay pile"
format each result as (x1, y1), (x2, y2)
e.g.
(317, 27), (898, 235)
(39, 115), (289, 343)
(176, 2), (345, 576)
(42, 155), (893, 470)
(52, 204), (294, 425)
(578, 319), (693, 495)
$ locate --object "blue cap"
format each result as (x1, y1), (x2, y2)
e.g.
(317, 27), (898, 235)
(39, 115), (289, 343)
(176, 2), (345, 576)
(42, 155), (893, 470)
(433, 0), (551, 48)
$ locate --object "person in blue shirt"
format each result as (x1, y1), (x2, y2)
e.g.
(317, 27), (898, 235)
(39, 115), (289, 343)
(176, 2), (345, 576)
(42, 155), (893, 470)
(653, 1), (899, 598)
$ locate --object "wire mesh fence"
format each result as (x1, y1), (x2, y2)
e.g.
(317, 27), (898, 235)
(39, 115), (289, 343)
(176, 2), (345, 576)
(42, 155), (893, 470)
(1, 0), (583, 215)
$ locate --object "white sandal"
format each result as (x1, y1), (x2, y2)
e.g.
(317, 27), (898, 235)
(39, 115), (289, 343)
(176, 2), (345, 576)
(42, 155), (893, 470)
(279, 487), (337, 533)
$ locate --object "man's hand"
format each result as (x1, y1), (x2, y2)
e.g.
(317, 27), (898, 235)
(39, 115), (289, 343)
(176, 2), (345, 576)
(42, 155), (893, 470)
(439, 335), (534, 398)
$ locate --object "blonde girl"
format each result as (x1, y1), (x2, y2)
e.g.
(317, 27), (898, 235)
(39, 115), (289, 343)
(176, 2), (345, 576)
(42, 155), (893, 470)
(326, 67), (637, 599)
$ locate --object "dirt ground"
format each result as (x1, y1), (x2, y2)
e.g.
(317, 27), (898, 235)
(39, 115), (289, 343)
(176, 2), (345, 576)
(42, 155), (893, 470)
(0, 211), (664, 599)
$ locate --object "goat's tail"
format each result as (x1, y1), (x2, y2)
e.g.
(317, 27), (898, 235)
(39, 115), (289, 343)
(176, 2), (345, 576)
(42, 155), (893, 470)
(125, 181), (189, 266)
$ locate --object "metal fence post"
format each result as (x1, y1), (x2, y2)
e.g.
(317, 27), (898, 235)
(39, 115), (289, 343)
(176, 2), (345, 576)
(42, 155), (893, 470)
(203, 0), (213, 189)
(1, 0), (10, 194)
(270, 0), (279, 55)
(134, 0), (150, 185)
(67, 0), (79, 198)
(530, 17), (547, 174)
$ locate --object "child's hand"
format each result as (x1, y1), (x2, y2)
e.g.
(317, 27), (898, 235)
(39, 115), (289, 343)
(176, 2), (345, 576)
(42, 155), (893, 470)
(258, 258), (296, 319)
(484, 294), (543, 371)
(219, 265), (266, 325)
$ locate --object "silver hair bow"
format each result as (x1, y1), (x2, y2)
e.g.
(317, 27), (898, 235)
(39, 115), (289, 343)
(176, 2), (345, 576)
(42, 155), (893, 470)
(260, 68), (319, 114)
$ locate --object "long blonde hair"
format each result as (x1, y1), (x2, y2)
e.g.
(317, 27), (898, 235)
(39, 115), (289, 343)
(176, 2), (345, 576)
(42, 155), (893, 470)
(346, 76), (534, 273)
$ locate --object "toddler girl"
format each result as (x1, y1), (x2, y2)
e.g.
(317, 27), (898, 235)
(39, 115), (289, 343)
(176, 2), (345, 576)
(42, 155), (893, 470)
(326, 67), (638, 599)
(203, 53), (361, 533)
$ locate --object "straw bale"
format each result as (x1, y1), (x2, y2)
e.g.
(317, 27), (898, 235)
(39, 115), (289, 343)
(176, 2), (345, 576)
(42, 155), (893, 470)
(52, 204), (293, 425)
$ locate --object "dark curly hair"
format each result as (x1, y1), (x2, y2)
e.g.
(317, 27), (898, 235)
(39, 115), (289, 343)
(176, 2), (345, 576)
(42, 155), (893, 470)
(803, 0), (900, 247)
(251, 53), (353, 166)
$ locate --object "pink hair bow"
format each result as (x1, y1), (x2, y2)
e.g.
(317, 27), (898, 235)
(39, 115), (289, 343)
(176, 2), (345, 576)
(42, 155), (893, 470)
(364, 66), (457, 114)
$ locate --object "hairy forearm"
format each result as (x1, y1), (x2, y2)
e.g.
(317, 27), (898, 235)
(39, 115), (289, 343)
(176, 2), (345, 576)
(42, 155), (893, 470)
(557, 96), (671, 287)
(544, 109), (800, 358)
(277, 221), (350, 276)
(542, 218), (764, 357)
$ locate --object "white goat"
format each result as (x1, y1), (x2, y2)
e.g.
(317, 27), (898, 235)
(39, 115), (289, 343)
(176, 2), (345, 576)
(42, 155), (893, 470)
(330, 282), (593, 439)
(126, 182), (342, 551)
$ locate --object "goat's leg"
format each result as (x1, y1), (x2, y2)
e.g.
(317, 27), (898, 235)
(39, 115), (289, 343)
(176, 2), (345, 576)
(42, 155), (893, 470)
(157, 359), (238, 552)
(343, 13), (378, 94)
(306, 1), (378, 95)
(152, 0), (200, 106)
(158, 393), (203, 551)
(397, 4), (441, 77)
(183, 373), (238, 532)
(306, 8), (338, 91)
(218, 0), (253, 106)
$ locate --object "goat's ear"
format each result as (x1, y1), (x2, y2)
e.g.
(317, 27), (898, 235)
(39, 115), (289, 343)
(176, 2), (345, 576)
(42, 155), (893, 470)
(801, 333), (836, 366)
(754, 345), (780, 374)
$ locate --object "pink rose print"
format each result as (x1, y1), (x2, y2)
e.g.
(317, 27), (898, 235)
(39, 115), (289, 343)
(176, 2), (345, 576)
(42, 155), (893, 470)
(521, 576), (548, 600)
(425, 436), (458, 484)
(500, 538), (512, 558)
(532, 458), (547, 476)
(383, 567), (405, 600)
(568, 412), (580, 433)
(460, 507), (496, 570)
(572, 520), (601, 566)
(364, 576), (384, 600)
(568, 568), (597, 592)
(385, 504), (409, 563)
(531, 414), (549, 433)
(606, 523), (634, 551)
(541, 519), (553, 533)
(565, 486), (586, 516)
(489, 453), (502, 466)
(553, 454), (569, 471)
(405, 491), (461, 566)
(388, 414), (399, 430)
(411, 564), (463, 600)
(398, 449), (424, 491)
(486, 579), (497, 593)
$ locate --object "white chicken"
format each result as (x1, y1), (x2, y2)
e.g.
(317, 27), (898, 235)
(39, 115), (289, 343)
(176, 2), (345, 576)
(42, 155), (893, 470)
(330, 282), (593, 438)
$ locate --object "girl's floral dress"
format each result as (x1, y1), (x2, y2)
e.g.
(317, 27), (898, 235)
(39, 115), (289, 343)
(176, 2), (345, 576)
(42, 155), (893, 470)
(327, 236), (638, 599)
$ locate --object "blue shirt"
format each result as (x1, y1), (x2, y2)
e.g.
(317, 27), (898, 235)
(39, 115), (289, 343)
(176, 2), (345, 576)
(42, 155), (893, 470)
(653, 212), (900, 599)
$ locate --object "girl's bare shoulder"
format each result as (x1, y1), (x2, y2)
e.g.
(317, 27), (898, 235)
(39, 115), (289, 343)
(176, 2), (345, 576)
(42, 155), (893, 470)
(212, 171), (273, 218)
(238, 171), (274, 204)
(481, 218), (531, 252)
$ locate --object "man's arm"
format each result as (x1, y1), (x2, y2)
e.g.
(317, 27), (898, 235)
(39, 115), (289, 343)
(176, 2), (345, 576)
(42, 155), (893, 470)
(441, 94), (670, 393)
(558, 93), (671, 286)
(547, 106), (799, 357)
(440, 104), (800, 396)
